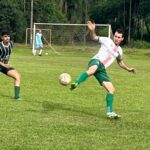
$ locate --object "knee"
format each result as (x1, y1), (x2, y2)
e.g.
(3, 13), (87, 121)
(15, 73), (21, 81)
(17, 73), (21, 80)
(108, 86), (115, 94)
(87, 70), (94, 76)
(87, 66), (97, 76)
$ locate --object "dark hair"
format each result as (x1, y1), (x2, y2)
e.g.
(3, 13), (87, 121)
(115, 29), (124, 37)
(89, 19), (95, 23)
(1, 31), (10, 36)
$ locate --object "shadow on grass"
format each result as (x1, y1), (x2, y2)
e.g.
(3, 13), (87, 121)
(42, 101), (101, 118)
(42, 101), (123, 123)
(25, 101), (122, 122)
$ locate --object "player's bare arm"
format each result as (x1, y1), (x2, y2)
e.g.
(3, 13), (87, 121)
(117, 59), (136, 73)
(0, 62), (10, 67)
(87, 20), (98, 41)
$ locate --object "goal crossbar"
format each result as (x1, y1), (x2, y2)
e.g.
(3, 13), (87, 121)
(34, 23), (111, 27)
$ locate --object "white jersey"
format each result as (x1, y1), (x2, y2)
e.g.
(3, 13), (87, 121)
(92, 37), (123, 68)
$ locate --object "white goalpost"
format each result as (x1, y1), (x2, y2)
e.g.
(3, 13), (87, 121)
(32, 23), (112, 54)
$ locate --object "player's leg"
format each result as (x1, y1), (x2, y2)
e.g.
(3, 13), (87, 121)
(33, 44), (40, 56)
(102, 82), (120, 118)
(7, 69), (21, 100)
(70, 59), (99, 90)
(102, 81), (115, 112)
(75, 65), (97, 84)
(94, 66), (120, 119)
(38, 45), (43, 56)
(39, 49), (43, 56)
(33, 46), (38, 56)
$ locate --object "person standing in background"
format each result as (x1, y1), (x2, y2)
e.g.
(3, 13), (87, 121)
(33, 30), (43, 56)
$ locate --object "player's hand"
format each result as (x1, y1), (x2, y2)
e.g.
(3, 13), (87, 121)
(87, 20), (95, 31)
(128, 68), (136, 74)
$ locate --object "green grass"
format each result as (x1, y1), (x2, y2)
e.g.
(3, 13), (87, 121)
(0, 45), (150, 150)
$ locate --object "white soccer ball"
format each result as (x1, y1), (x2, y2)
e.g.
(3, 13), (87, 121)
(45, 52), (48, 55)
(59, 73), (71, 86)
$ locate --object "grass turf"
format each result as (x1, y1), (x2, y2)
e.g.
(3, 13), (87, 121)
(0, 45), (149, 149)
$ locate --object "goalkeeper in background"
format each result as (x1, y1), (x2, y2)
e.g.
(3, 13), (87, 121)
(0, 31), (21, 100)
(33, 29), (44, 56)
(70, 20), (136, 119)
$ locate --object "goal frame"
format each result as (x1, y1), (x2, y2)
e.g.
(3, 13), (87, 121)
(26, 28), (52, 45)
(32, 23), (112, 52)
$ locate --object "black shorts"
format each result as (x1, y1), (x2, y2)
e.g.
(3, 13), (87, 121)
(0, 65), (15, 75)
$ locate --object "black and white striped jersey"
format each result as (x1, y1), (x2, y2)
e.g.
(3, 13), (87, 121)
(0, 41), (13, 64)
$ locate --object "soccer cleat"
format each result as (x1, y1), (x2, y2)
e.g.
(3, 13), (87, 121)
(38, 54), (42, 56)
(15, 97), (22, 100)
(106, 112), (121, 119)
(70, 82), (78, 90)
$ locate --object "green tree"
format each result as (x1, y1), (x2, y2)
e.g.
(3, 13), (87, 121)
(89, 1), (126, 34)
(0, 0), (149, 43)
(0, 0), (26, 42)
(54, 0), (92, 23)
(89, 0), (150, 42)
(33, 0), (67, 23)
(138, 0), (150, 40)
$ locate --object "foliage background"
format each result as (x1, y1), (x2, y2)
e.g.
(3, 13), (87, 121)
(0, 0), (150, 43)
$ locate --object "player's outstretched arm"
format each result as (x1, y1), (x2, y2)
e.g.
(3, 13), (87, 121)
(87, 20), (98, 41)
(117, 59), (136, 73)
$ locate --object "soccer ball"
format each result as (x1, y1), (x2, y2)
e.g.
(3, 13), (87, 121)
(45, 52), (48, 55)
(59, 73), (71, 86)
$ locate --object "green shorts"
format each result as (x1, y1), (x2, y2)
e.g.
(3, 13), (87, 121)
(88, 59), (111, 85)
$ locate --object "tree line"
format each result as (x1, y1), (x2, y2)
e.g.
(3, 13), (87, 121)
(0, 0), (149, 43)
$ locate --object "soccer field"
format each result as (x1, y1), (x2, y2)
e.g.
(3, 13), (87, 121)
(0, 45), (150, 149)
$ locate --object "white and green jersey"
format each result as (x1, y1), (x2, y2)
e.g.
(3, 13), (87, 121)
(92, 36), (123, 69)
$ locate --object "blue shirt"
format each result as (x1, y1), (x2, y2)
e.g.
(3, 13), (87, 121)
(36, 32), (43, 45)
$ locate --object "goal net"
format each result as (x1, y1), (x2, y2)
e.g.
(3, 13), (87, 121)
(26, 28), (51, 45)
(32, 23), (112, 52)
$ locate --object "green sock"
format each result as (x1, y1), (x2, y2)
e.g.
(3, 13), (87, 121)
(106, 93), (114, 112)
(75, 72), (89, 85)
(14, 86), (20, 99)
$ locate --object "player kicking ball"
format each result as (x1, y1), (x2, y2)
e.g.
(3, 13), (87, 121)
(0, 31), (21, 100)
(70, 20), (136, 119)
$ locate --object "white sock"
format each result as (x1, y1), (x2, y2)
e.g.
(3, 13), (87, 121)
(39, 49), (43, 55)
